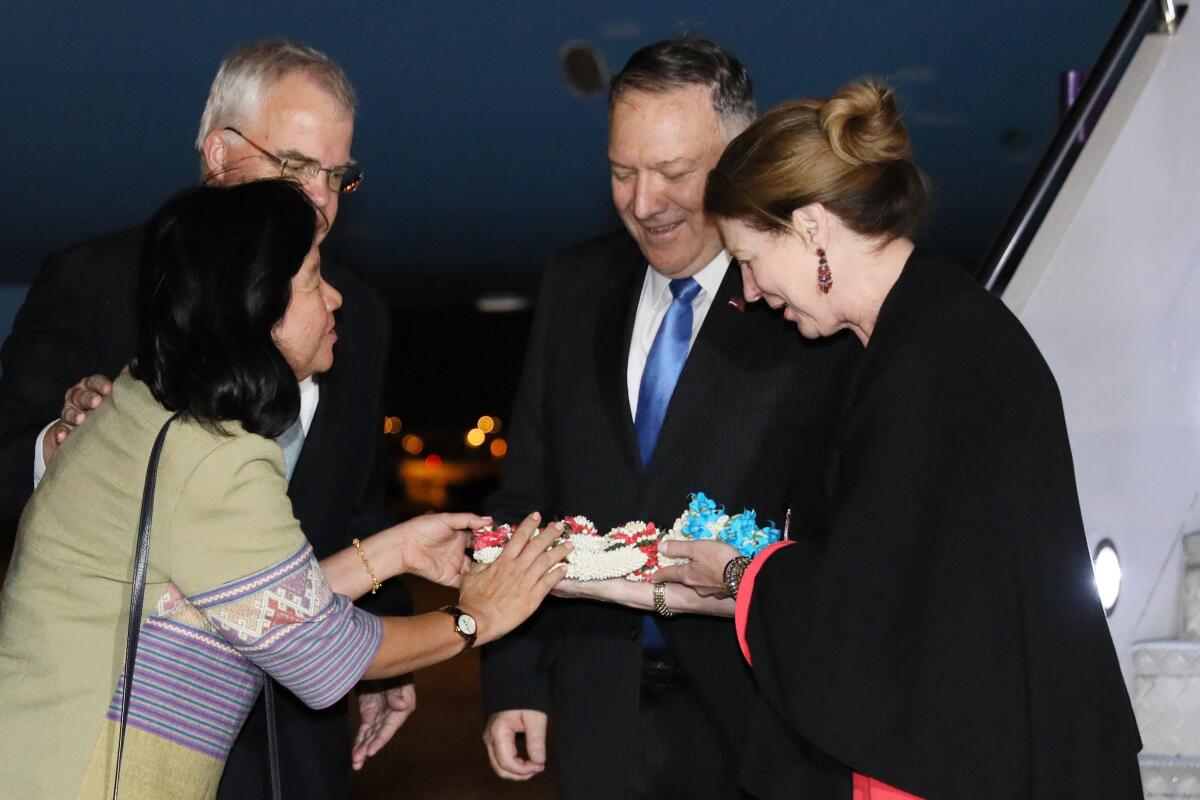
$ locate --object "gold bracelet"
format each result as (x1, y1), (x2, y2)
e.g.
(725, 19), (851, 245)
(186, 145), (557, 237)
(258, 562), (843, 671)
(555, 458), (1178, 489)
(653, 582), (675, 617)
(351, 538), (382, 595)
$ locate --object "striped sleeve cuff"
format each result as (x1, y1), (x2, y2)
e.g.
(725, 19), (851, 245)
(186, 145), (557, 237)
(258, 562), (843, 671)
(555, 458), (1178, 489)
(192, 544), (384, 709)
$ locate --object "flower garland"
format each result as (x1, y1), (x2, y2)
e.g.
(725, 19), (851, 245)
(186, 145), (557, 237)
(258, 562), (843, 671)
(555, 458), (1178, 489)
(471, 493), (781, 582)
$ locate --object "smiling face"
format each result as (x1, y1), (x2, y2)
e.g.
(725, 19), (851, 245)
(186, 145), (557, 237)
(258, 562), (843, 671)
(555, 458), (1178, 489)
(204, 71), (354, 244)
(609, 85), (728, 278)
(719, 218), (836, 339)
(272, 245), (344, 380)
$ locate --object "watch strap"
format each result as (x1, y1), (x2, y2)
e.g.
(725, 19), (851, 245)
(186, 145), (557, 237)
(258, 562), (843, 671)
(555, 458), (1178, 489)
(439, 605), (477, 649)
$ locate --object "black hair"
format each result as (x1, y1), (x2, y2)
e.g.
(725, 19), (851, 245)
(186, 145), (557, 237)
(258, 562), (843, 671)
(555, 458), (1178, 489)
(609, 37), (756, 129)
(132, 179), (315, 439)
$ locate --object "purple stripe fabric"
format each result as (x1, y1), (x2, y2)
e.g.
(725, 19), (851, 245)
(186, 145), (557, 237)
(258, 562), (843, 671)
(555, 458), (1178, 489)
(104, 544), (382, 760)
(229, 594), (381, 708)
(106, 618), (261, 758)
(247, 596), (382, 708)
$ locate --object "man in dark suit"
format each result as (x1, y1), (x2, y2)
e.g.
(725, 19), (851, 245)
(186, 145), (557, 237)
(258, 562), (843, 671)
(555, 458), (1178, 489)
(0, 40), (412, 800)
(480, 38), (856, 799)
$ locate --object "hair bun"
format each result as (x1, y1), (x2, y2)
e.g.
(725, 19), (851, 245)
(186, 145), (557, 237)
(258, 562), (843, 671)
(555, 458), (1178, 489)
(819, 81), (911, 167)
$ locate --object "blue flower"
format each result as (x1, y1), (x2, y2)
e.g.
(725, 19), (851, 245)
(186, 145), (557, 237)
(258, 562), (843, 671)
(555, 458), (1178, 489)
(678, 493), (782, 558)
(682, 492), (725, 540)
(721, 511), (763, 557)
(688, 492), (722, 517)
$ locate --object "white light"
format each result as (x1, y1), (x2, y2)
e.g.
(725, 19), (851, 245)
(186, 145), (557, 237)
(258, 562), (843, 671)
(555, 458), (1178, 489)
(1092, 540), (1121, 616)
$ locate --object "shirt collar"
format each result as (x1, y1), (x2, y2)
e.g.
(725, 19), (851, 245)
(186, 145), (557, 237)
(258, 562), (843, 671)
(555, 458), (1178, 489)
(297, 376), (319, 436)
(647, 249), (731, 305)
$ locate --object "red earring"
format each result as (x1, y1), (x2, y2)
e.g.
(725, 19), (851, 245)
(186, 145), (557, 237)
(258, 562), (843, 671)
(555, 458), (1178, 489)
(817, 248), (832, 294)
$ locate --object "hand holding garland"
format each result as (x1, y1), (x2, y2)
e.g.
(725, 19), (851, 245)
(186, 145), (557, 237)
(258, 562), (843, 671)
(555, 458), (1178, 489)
(363, 513), (572, 679)
(472, 493), (780, 585)
(651, 539), (742, 599)
(321, 511), (488, 600)
(457, 515), (572, 645)
(552, 568), (736, 617)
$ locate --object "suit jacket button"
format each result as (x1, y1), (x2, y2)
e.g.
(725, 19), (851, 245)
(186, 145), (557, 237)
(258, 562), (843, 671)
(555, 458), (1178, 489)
(627, 628), (640, 640)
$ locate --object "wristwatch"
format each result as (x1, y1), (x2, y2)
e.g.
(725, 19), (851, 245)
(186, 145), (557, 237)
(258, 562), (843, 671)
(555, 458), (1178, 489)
(723, 556), (752, 598)
(439, 605), (478, 649)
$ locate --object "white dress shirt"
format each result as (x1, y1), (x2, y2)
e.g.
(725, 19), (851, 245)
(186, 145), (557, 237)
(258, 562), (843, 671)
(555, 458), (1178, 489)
(626, 250), (731, 418)
(32, 377), (320, 488)
(296, 376), (320, 437)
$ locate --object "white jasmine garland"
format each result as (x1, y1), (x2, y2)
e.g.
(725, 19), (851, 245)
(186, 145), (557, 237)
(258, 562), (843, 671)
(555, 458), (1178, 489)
(473, 546), (504, 564)
(564, 546), (647, 581)
(469, 493), (782, 582)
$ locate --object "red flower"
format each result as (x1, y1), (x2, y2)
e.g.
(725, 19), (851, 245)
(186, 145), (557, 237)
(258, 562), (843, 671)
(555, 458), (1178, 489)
(473, 525), (512, 550)
(561, 516), (597, 536)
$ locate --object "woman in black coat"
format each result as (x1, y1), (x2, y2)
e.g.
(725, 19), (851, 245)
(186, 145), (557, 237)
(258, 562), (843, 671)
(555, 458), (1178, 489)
(652, 82), (1144, 799)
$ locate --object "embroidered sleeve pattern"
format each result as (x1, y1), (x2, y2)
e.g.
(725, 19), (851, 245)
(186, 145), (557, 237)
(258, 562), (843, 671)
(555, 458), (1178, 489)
(188, 543), (383, 710)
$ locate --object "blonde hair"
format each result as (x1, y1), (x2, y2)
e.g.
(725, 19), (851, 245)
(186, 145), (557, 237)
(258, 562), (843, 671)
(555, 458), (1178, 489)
(705, 80), (927, 240)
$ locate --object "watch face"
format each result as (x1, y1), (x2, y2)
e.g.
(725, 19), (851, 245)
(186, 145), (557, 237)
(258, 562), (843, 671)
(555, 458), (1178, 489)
(458, 614), (477, 636)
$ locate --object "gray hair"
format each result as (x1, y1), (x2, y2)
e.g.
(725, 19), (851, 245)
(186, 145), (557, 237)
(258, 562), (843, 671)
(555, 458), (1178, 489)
(195, 39), (357, 152)
(610, 37), (757, 140)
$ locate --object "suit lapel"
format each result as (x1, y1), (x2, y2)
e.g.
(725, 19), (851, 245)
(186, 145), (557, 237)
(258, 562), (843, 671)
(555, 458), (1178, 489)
(288, 375), (335, 519)
(649, 261), (749, 469)
(594, 250), (647, 476)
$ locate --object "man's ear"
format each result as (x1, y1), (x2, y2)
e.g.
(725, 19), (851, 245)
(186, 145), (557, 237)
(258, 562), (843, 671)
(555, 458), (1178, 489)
(201, 129), (231, 185)
(790, 203), (830, 252)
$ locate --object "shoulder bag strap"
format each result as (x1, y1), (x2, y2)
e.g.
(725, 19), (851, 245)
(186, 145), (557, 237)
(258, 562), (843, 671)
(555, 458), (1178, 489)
(113, 412), (179, 799)
(264, 679), (283, 800)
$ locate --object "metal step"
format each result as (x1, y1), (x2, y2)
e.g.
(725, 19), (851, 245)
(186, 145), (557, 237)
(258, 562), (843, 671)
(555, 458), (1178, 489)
(1133, 640), (1200, 757)
(1140, 754), (1200, 798)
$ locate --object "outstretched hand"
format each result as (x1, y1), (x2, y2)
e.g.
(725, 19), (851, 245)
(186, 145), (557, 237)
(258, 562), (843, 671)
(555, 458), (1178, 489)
(458, 513), (571, 646)
(397, 512), (490, 587)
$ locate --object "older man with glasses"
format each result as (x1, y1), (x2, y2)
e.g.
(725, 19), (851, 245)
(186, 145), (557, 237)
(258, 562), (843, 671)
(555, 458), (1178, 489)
(0, 39), (410, 800)
(220, 127), (364, 196)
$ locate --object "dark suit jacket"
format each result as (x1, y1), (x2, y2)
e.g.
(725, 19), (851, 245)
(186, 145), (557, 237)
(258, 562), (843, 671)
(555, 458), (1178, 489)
(481, 230), (858, 799)
(0, 225), (408, 800)
(741, 249), (1142, 799)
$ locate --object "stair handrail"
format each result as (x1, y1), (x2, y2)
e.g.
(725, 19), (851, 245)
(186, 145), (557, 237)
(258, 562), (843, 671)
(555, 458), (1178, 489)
(977, 0), (1180, 295)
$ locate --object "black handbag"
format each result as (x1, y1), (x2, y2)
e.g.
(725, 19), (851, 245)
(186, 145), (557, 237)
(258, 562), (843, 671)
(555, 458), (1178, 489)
(112, 414), (283, 800)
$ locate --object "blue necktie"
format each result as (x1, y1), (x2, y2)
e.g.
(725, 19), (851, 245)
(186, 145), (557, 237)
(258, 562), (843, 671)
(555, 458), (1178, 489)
(635, 277), (702, 467)
(634, 277), (701, 651)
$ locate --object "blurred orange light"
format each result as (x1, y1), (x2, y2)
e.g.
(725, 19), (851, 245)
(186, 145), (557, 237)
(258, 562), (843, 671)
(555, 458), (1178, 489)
(489, 438), (508, 458)
(424, 454), (443, 469)
(401, 434), (424, 455)
(477, 415), (496, 434)
(465, 428), (486, 447)
(383, 416), (402, 435)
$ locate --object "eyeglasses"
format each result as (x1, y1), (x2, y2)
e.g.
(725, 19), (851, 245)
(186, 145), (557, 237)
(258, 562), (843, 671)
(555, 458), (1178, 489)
(222, 127), (364, 194)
